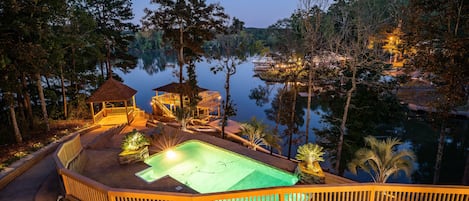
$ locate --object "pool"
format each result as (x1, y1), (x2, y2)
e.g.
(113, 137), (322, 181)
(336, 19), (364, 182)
(135, 140), (299, 193)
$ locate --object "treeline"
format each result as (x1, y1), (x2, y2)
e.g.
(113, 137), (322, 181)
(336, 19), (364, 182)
(0, 0), (137, 144)
(128, 28), (269, 57)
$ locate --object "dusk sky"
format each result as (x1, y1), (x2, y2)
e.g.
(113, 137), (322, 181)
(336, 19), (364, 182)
(131, 0), (299, 28)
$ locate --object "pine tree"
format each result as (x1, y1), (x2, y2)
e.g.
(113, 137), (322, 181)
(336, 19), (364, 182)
(143, 0), (228, 110)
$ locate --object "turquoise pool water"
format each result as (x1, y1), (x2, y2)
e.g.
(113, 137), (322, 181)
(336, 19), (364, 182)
(135, 140), (298, 193)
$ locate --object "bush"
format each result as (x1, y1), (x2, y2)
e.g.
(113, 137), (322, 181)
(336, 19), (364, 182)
(121, 129), (150, 151)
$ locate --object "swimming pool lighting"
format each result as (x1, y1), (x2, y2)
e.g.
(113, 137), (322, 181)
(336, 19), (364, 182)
(166, 149), (176, 159)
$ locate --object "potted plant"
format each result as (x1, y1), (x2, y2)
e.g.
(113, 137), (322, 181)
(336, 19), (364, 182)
(119, 129), (150, 164)
(295, 143), (325, 184)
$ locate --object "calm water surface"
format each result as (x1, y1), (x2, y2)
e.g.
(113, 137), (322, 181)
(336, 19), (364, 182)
(117, 58), (469, 185)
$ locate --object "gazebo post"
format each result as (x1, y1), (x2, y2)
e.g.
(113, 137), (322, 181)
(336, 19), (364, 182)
(102, 102), (106, 116)
(90, 102), (95, 124)
(132, 96), (136, 111)
(124, 100), (129, 125)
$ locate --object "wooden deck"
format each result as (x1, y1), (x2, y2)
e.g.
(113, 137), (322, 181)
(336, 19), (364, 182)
(55, 115), (469, 201)
(79, 114), (354, 194)
(97, 114), (129, 125)
(151, 90), (221, 118)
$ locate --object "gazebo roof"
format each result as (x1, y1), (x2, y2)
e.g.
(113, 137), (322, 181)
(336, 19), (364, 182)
(87, 78), (137, 102)
(152, 82), (207, 94)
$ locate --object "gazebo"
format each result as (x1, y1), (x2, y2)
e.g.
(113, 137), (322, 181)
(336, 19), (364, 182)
(153, 82), (208, 94)
(87, 78), (137, 125)
(151, 82), (221, 118)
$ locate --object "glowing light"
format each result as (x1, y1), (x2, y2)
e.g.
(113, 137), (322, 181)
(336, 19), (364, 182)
(166, 149), (176, 159)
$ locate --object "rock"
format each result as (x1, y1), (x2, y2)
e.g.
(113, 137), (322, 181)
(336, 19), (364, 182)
(118, 146), (149, 164)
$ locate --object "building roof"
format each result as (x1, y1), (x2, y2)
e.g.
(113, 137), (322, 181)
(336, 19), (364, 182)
(152, 82), (207, 94)
(87, 78), (137, 102)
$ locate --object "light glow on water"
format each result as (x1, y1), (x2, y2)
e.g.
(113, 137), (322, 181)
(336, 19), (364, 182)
(135, 140), (298, 193)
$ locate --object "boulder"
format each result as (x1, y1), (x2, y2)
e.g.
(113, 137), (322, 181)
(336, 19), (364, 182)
(118, 146), (149, 164)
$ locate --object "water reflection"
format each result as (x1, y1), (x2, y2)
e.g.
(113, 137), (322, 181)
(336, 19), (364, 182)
(117, 56), (469, 185)
(248, 84), (272, 107)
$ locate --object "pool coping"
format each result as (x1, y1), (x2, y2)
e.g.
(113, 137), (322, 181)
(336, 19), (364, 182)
(76, 124), (355, 194)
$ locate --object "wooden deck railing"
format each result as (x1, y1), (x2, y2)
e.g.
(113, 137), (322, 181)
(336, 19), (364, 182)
(93, 110), (105, 124)
(55, 134), (83, 169)
(55, 135), (469, 201)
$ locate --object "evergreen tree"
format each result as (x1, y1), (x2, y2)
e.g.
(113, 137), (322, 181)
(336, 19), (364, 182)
(84, 0), (137, 79)
(143, 0), (228, 110)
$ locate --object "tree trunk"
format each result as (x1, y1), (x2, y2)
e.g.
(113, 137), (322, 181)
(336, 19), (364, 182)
(10, 101), (22, 143)
(45, 76), (51, 89)
(275, 84), (287, 135)
(21, 73), (33, 127)
(16, 91), (26, 123)
(287, 82), (298, 160)
(100, 61), (105, 80)
(221, 69), (231, 139)
(463, 151), (469, 185)
(7, 92), (22, 143)
(35, 72), (50, 132)
(178, 26), (185, 110)
(71, 47), (78, 95)
(433, 122), (446, 184)
(335, 66), (357, 174)
(106, 39), (112, 79)
(60, 65), (67, 119)
(305, 63), (313, 143)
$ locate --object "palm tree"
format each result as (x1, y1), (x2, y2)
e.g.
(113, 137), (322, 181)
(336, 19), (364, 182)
(263, 129), (282, 155)
(239, 117), (268, 150)
(348, 136), (416, 183)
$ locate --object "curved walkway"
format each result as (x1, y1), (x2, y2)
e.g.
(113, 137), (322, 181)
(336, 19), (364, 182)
(0, 126), (113, 201)
(0, 114), (353, 200)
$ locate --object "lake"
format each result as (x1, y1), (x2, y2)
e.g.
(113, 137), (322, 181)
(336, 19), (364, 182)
(117, 58), (469, 185)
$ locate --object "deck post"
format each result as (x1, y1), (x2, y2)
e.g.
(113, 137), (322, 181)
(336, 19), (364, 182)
(279, 193), (284, 201)
(102, 102), (106, 116)
(369, 185), (376, 201)
(124, 100), (129, 125)
(90, 102), (95, 124)
(62, 175), (72, 198)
